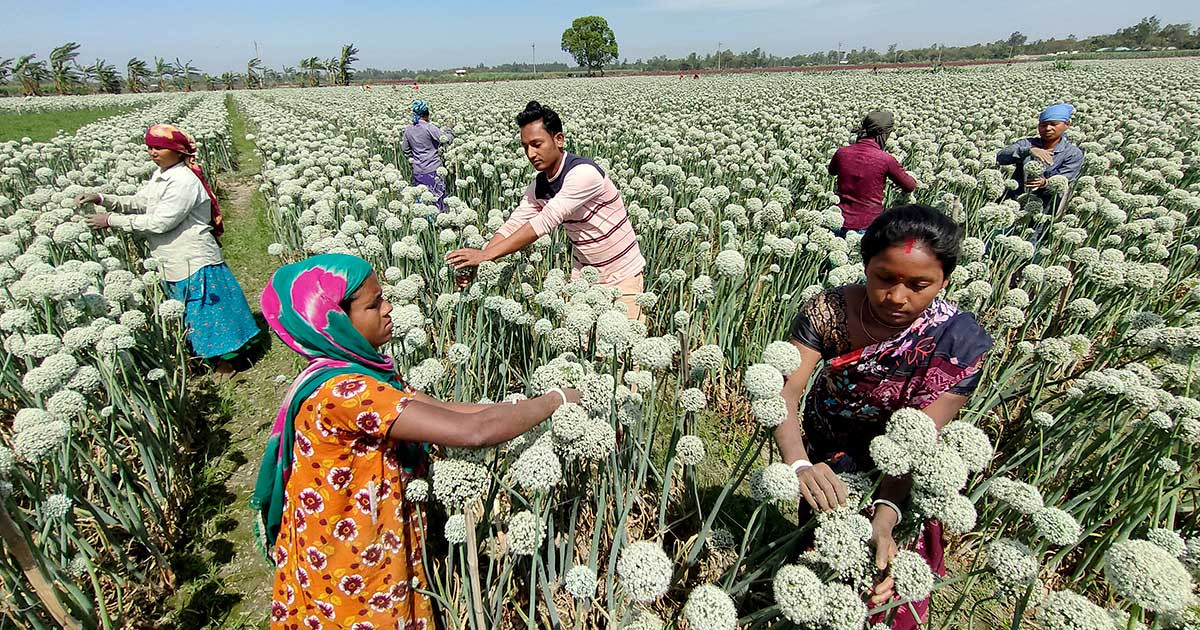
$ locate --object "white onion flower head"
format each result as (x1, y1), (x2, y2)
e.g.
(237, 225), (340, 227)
(47, 389), (87, 421)
(1145, 528), (1186, 558)
(633, 337), (675, 371)
(812, 514), (872, 573)
(1031, 411), (1057, 429)
(679, 387), (706, 413)
(751, 395), (788, 428)
(1034, 590), (1118, 630)
(404, 479), (429, 502)
(13, 420), (70, 462)
(761, 340), (802, 375)
(431, 459), (488, 509)
(444, 514), (467, 545)
(714, 249), (746, 278)
(913, 492), (977, 535)
(753, 462), (799, 504)
(563, 565), (597, 600)
(773, 564), (824, 626)
(0, 446), (12, 477)
(1103, 540), (1195, 613)
(744, 363), (784, 400)
(506, 510), (543, 556)
(911, 444), (969, 496)
(890, 549), (935, 600)
(675, 435), (706, 466)
(40, 493), (73, 521)
(683, 584), (737, 630)
(986, 477), (1044, 515)
(511, 435), (562, 492)
(1032, 507), (1081, 547)
(938, 422), (993, 473)
(595, 310), (631, 351)
(821, 582), (868, 630)
(868, 435), (912, 476)
(447, 343), (471, 365)
(987, 538), (1040, 594)
(886, 408), (938, 451)
(616, 541), (673, 603)
(157, 299), (186, 321)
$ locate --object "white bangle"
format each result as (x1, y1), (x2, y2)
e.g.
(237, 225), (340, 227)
(96, 193), (104, 206)
(871, 499), (903, 525)
(790, 459), (812, 473)
(547, 387), (567, 406)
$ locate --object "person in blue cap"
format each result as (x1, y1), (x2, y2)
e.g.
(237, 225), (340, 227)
(402, 100), (455, 212)
(996, 103), (1084, 202)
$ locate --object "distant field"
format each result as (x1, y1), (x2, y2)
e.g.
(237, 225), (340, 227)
(0, 105), (131, 142)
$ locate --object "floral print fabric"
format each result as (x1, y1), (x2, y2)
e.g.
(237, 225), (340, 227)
(791, 287), (994, 466)
(271, 373), (434, 630)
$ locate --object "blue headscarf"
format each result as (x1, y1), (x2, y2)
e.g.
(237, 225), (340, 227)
(1039, 103), (1074, 124)
(412, 100), (430, 125)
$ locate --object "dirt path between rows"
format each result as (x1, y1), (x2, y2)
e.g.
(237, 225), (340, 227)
(156, 100), (292, 630)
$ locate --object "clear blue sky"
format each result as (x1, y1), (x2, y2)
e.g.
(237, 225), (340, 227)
(4, 1), (1196, 73)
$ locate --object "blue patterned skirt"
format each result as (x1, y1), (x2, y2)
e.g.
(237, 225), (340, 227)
(166, 263), (260, 359)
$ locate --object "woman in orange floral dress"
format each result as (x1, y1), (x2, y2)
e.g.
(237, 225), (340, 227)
(252, 254), (578, 629)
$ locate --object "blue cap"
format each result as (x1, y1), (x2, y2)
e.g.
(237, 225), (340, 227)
(1039, 103), (1074, 123)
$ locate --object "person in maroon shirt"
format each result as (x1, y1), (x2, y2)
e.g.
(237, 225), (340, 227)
(829, 111), (918, 236)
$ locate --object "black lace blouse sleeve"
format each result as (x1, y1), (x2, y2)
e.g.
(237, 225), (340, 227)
(790, 310), (825, 354)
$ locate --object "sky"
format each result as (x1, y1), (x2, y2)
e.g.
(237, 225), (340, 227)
(3, 0), (1197, 73)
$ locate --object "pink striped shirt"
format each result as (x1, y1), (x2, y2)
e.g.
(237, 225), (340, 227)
(497, 158), (645, 285)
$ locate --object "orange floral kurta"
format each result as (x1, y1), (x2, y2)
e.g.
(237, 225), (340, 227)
(271, 374), (434, 630)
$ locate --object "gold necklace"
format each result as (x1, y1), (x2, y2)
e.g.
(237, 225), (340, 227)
(858, 293), (906, 344)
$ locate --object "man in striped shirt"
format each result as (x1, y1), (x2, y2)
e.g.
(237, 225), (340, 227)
(446, 100), (647, 318)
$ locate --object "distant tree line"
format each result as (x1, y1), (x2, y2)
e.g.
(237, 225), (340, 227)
(366, 15), (1200, 78)
(614, 16), (1200, 71)
(0, 44), (359, 96)
(2, 16), (1197, 95)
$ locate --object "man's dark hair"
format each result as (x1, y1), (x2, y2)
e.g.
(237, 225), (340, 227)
(860, 204), (963, 276)
(515, 101), (563, 135)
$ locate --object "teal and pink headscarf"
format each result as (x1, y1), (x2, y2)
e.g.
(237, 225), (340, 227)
(250, 254), (406, 557)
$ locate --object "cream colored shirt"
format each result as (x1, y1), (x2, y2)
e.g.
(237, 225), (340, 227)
(103, 162), (223, 282)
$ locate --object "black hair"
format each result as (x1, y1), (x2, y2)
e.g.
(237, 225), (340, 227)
(338, 291), (356, 314)
(860, 204), (963, 276)
(515, 101), (563, 135)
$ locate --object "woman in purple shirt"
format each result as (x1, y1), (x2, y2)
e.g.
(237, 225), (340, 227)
(402, 100), (455, 211)
(829, 111), (918, 236)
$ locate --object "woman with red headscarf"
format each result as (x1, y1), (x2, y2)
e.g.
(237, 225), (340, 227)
(75, 123), (260, 377)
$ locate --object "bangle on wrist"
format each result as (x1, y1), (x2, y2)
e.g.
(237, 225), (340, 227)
(790, 459), (812, 473)
(547, 387), (567, 406)
(96, 193), (104, 207)
(871, 499), (903, 525)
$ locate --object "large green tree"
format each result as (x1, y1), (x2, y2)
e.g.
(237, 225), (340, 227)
(246, 57), (263, 89)
(49, 42), (82, 94)
(561, 16), (618, 76)
(126, 58), (148, 93)
(13, 55), (49, 95)
(337, 43), (359, 86)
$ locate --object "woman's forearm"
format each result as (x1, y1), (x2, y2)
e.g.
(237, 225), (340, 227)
(472, 393), (561, 446)
(413, 390), (491, 413)
(773, 416), (810, 465)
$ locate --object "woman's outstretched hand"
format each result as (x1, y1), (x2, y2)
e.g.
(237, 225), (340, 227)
(796, 462), (848, 512)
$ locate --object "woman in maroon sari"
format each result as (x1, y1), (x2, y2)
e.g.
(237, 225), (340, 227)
(774, 204), (993, 629)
